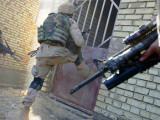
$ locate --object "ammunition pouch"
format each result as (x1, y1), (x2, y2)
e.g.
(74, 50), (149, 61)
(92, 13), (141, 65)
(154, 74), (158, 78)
(38, 25), (69, 47)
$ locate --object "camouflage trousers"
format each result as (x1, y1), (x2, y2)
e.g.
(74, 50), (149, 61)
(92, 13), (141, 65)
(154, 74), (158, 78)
(22, 43), (90, 105)
(22, 56), (78, 105)
(32, 56), (77, 79)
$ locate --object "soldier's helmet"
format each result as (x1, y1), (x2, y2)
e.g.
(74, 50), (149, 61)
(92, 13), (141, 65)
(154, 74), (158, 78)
(58, 3), (74, 15)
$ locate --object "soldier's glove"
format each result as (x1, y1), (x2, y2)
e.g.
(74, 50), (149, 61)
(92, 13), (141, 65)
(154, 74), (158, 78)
(28, 47), (39, 57)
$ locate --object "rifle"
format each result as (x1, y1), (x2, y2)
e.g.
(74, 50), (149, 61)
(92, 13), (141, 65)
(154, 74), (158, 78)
(0, 30), (22, 62)
(69, 19), (160, 94)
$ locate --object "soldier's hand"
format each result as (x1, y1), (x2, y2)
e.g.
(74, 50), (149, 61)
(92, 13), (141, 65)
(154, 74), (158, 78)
(140, 39), (160, 61)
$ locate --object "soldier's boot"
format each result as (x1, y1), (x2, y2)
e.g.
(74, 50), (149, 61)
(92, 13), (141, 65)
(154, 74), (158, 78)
(19, 102), (32, 120)
(19, 88), (37, 120)
(19, 77), (44, 120)
(76, 61), (90, 78)
(76, 61), (98, 78)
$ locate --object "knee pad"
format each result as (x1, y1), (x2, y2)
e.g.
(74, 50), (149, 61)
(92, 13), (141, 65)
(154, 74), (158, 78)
(29, 77), (44, 91)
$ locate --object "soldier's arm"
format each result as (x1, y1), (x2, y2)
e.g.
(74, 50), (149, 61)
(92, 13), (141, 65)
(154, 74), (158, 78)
(140, 2), (160, 61)
(140, 39), (160, 61)
(69, 18), (84, 47)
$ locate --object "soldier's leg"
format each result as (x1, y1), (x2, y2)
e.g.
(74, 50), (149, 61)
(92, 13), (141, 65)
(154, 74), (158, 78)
(19, 59), (52, 120)
(22, 60), (52, 107)
(67, 53), (97, 78)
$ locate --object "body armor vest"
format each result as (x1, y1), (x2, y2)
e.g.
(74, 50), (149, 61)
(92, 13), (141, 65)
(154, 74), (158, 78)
(38, 13), (70, 46)
(38, 13), (82, 56)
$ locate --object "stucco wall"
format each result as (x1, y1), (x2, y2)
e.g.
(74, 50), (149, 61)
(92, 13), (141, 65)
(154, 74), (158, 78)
(94, 0), (160, 120)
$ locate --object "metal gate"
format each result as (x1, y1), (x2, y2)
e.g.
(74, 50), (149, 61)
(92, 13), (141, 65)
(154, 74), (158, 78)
(51, 0), (121, 114)
(72, 0), (121, 48)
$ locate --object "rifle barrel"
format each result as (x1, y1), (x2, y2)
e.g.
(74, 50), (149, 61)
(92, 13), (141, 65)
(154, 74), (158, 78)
(69, 68), (105, 94)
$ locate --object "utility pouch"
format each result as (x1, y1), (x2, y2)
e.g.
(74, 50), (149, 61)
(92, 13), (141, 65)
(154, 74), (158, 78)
(38, 25), (45, 43)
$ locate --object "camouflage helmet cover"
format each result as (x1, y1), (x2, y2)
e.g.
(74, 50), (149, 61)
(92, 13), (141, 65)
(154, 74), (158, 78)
(58, 3), (74, 15)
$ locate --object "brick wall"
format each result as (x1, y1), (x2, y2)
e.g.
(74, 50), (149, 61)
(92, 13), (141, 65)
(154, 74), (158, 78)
(0, 0), (40, 88)
(0, 0), (72, 90)
(94, 0), (160, 120)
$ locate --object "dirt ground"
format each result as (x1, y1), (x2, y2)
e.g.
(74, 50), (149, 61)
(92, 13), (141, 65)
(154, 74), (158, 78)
(0, 86), (112, 120)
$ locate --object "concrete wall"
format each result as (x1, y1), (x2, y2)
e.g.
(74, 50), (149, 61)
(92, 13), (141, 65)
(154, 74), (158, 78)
(94, 0), (160, 120)
(0, 0), (40, 88)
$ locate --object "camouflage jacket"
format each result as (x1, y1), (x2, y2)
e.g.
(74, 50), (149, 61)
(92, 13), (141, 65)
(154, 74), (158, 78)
(38, 13), (82, 56)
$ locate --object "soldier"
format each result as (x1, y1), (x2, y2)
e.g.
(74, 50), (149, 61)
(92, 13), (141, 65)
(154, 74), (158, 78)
(19, 2), (91, 120)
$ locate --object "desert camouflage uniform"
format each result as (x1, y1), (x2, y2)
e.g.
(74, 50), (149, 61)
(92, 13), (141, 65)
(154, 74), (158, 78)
(22, 13), (89, 106)
(18, 2), (91, 120)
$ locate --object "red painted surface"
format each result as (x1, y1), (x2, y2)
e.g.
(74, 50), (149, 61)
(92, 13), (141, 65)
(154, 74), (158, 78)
(50, 46), (108, 114)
